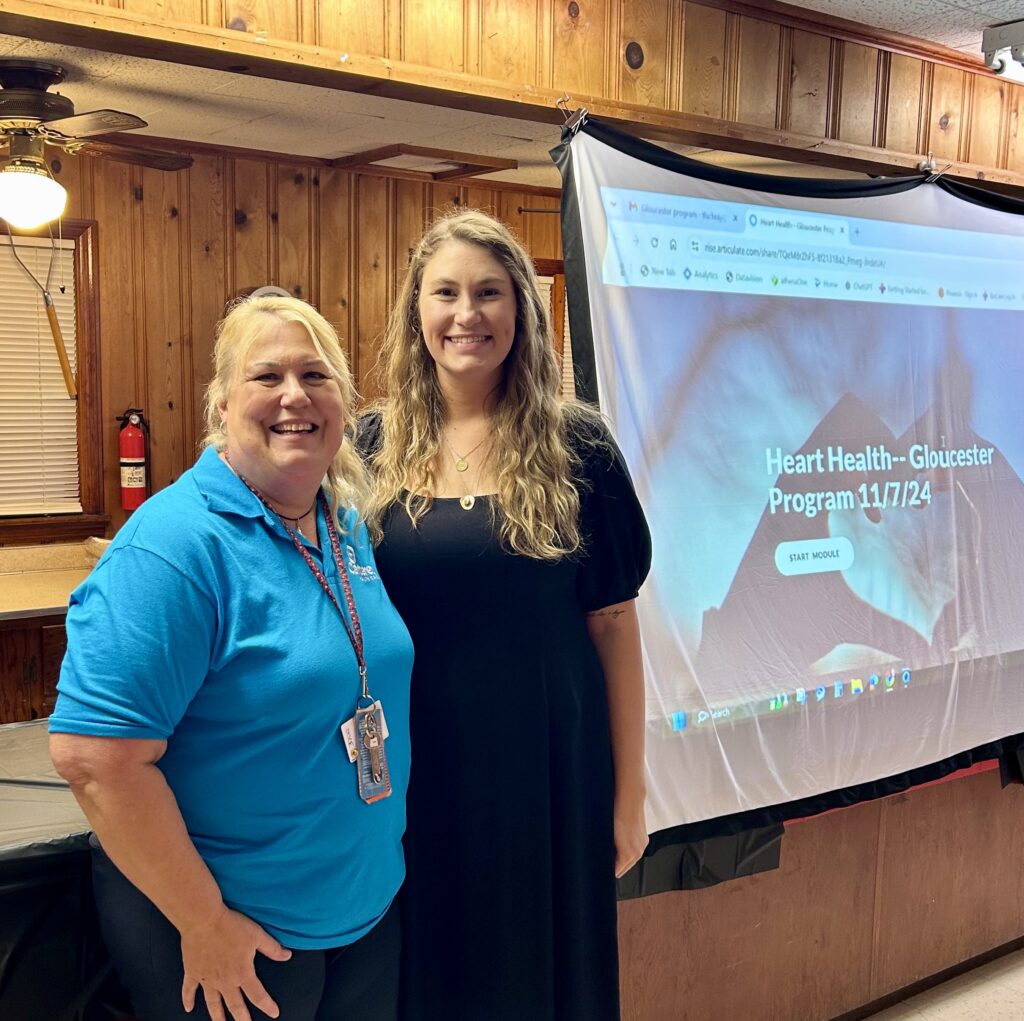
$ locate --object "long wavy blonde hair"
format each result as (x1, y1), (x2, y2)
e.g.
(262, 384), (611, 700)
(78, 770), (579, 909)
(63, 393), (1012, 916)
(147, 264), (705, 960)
(367, 209), (601, 560)
(202, 295), (368, 525)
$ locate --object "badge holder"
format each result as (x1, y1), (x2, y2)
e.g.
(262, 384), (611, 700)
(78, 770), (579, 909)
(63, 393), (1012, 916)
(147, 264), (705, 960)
(355, 698), (392, 804)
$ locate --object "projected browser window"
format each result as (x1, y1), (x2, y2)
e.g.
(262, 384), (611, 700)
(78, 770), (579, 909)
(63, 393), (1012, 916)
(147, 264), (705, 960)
(600, 188), (1024, 733)
(600, 189), (1024, 308)
(567, 134), (1024, 830)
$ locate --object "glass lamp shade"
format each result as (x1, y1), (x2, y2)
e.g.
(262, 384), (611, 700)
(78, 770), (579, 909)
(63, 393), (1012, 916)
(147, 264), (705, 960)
(0, 160), (68, 229)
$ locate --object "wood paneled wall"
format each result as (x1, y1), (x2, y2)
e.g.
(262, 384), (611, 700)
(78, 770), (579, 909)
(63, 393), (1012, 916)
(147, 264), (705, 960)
(32, 0), (1023, 181)
(618, 767), (1024, 1021)
(51, 150), (560, 532)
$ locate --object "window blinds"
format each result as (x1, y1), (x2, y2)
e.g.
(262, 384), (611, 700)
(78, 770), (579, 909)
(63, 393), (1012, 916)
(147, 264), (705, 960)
(537, 274), (575, 400)
(0, 235), (80, 515)
(560, 288), (575, 400)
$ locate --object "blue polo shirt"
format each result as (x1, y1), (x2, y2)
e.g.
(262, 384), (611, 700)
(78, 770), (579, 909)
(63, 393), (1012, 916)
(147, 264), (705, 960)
(50, 447), (413, 949)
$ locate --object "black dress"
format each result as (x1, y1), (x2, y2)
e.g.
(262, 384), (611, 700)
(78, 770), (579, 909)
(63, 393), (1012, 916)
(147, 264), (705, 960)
(362, 415), (651, 1021)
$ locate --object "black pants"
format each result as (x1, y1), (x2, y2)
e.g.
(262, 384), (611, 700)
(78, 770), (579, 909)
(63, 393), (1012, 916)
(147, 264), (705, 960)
(91, 840), (400, 1021)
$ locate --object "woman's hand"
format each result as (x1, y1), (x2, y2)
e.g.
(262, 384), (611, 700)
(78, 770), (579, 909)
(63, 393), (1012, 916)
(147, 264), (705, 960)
(585, 601), (649, 879)
(180, 906), (292, 1021)
(614, 793), (649, 878)
(49, 734), (290, 1020)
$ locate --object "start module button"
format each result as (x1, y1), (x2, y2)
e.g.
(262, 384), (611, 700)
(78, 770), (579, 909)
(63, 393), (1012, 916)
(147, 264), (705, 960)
(775, 537), (854, 576)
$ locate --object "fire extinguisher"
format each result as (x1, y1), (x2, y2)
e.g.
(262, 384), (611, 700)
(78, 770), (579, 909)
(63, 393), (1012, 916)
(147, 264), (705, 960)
(117, 408), (149, 511)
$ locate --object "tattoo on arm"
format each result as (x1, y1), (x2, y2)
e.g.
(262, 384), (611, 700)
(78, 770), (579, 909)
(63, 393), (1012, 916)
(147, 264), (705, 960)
(587, 607), (626, 620)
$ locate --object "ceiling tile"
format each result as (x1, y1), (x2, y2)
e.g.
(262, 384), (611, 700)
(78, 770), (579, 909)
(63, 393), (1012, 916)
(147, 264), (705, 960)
(315, 117), (489, 159)
(478, 165), (560, 189)
(212, 74), (493, 129)
(785, 0), (968, 38)
(148, 108), (380, 155)
(899, 8), (989, 45)
(947, 0), (1024, 14)
(470, 112), (565, 143)
(0, 36), (31, 58)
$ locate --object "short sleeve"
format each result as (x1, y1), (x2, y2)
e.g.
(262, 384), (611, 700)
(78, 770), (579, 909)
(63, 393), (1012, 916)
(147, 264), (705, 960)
(574, 418), (652, 613)
(49, 545), (216, 740)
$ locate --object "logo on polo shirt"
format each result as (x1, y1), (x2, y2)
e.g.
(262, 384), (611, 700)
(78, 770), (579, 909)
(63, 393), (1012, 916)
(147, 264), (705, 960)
(346, 545), (378, 581)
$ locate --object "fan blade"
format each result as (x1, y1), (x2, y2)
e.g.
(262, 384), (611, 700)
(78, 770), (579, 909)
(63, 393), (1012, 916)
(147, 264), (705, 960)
(72, 139), (193, 171)
(44, 109), (147, 138)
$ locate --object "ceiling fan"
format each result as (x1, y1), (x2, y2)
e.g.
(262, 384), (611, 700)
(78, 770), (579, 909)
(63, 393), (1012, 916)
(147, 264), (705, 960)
(0, 59), (194, 398)
(0, 58), (193, 174)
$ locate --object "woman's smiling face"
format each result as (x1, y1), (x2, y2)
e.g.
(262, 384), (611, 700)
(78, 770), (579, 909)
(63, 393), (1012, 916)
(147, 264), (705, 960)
(218, 319), (345, 494)
(417, 239), (518, 393)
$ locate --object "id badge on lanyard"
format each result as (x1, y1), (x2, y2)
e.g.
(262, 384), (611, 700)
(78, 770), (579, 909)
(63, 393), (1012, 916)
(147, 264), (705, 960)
(340, 681), (393, 803)
(232, 474), (392, 805)
(354, 699), (392, 803)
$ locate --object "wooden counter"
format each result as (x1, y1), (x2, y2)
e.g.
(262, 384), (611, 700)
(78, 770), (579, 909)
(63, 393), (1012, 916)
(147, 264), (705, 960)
(0, 544), (95, 722)
(0, 568), (88, 622)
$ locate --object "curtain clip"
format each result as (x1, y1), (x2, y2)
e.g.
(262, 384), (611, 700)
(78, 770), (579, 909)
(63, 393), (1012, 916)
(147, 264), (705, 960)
(918, 153), (952, 183)
(556, 95), (588, 137)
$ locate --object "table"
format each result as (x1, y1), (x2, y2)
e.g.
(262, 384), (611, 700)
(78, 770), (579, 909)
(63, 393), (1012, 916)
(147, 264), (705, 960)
(0, 719), (127, 1021)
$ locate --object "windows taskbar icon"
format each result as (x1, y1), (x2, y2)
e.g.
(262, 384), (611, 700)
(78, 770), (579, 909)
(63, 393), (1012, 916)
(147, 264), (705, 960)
(770, 666), (913, 713)
(669, 668), (912, 732)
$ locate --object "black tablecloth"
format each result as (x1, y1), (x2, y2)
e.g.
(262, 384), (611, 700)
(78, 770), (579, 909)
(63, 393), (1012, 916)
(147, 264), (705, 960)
(0, 719), (129, 1020)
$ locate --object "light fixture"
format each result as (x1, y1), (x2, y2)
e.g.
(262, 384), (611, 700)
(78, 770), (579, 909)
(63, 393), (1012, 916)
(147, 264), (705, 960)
(983, 20), (1024, 79)
(0, 135), (67, 229)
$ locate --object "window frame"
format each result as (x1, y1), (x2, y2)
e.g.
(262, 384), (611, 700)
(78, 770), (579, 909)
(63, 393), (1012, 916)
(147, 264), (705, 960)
(534, 259), (573, 398)
(0, 219), (106, 545)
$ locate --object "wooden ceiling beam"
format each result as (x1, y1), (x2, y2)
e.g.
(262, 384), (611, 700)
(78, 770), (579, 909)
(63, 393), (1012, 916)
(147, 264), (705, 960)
(1, 0), (1022, 189)
(328, 144), (518, 179)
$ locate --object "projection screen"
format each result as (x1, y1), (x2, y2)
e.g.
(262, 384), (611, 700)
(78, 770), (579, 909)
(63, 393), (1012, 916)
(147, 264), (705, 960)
(555, 122), (1024, 835)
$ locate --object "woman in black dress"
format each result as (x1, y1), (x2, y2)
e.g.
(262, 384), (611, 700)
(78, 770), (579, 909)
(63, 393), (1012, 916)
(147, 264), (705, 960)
(361, 210), (651, 1021)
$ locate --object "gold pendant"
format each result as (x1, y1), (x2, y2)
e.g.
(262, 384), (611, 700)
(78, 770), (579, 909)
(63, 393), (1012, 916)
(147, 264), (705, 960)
(455, 458), (469, 472)
(460, 495), (475, 511)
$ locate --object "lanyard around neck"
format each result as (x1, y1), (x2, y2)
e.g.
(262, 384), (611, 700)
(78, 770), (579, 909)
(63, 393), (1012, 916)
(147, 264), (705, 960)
(234, 473), (372, 705)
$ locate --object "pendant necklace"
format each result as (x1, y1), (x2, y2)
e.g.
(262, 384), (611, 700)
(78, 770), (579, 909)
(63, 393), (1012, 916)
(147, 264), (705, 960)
(445, 437), (491, 511)
(222, 452), (317, 534)
(444, 432), (491, 473)
(277, 500), (317, 531)
(457, 459), (480, 511)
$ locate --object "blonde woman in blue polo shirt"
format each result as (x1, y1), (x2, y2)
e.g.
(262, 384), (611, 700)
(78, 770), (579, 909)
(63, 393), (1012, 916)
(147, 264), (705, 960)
(49, 296), (413, 1021)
